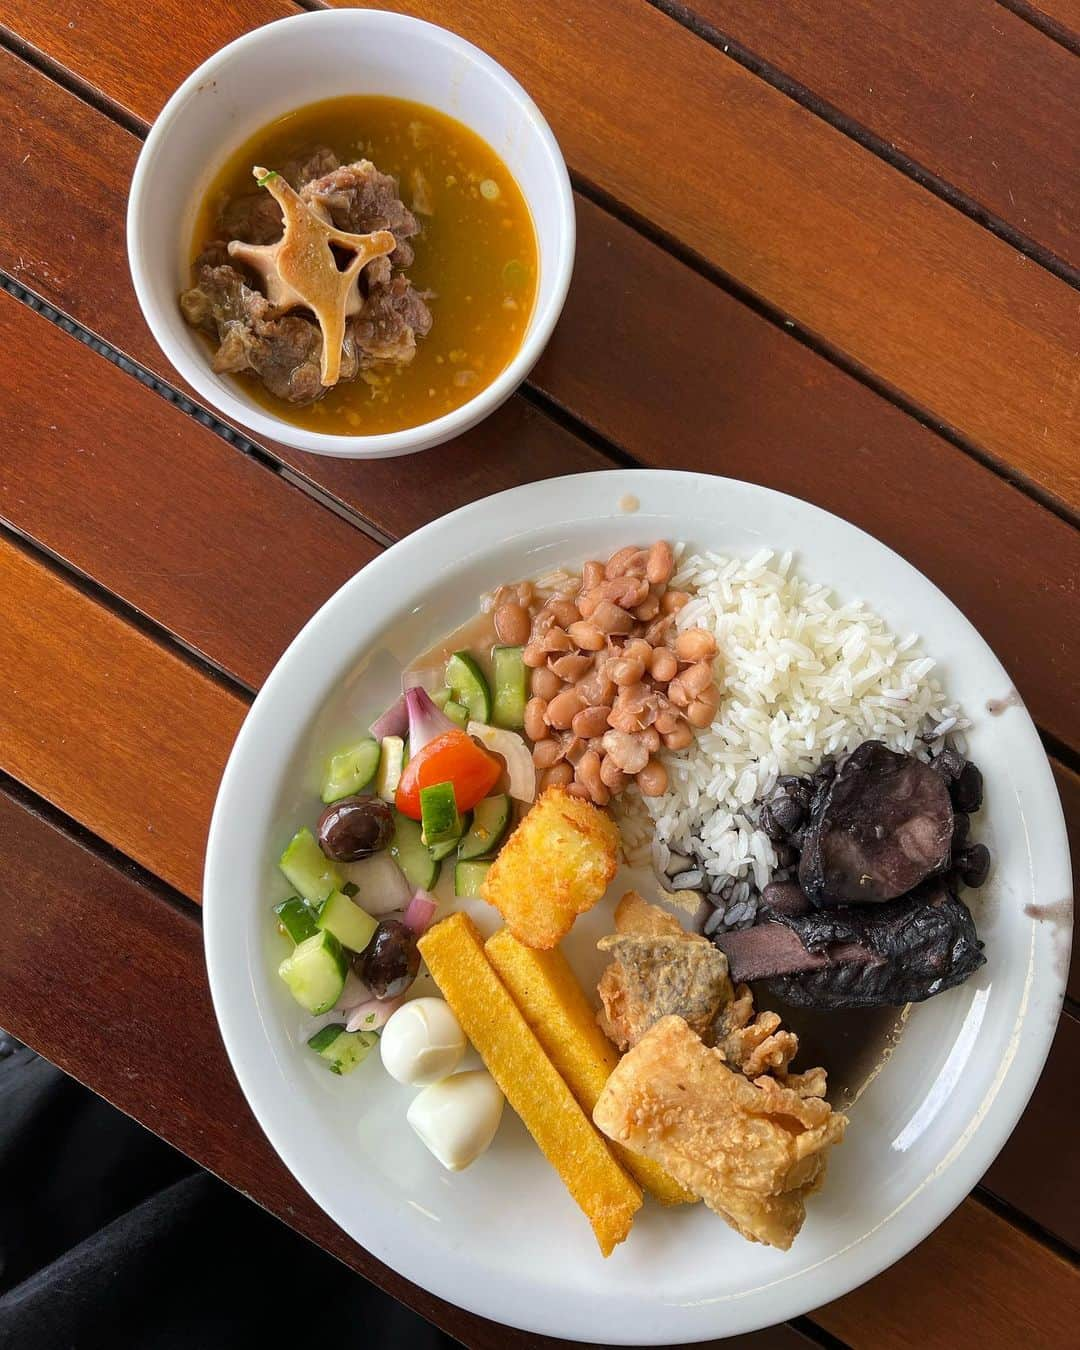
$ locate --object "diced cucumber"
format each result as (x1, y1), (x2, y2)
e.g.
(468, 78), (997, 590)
(457, 794), (511, 861)
(321, 738), (380, 803)
(420, 781), (462, 847)
(279, 827), (344, 904)
(275, 896), (319, 944)
(443, 699), (469, 728)
(278, 930), (347, 1014)
(390, 811), (439, 891)
(316, 890), (378, 954)
(432, 687), (452, 709)
(445, 651), (492, 723)
(375, 736), (405, 802)
(491, 645), (527, 730)
(307, 1024), (379, 1075)
(454, 859), (492, 898)
(428, 834), (461, 863)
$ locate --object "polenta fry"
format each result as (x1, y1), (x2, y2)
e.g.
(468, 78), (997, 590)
(418, 911), (641, 1255)
(485, 929), (697, 1207)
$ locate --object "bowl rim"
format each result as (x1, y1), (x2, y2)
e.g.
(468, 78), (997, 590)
(203, 468), (1072, 1343)
(126, 9), (576, 459)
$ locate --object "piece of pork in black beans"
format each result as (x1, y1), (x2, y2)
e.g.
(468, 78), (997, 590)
(798, 741), (954, 905)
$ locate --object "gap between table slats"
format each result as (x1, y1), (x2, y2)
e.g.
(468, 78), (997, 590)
(997, 0), (1080, 52)
(2, 0), (1078, 517)
(1, 45), (1079, 759)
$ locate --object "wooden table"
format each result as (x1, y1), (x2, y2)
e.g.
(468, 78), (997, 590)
(0, 2), (1077, 1345)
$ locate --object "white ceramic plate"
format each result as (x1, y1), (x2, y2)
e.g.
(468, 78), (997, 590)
(204, 471), (1071, 1344)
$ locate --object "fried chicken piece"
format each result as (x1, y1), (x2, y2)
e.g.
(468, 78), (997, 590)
(714, 984), (801, 1081)
(597, 891), (734, 1050)
(593, 1016), (847, 1249)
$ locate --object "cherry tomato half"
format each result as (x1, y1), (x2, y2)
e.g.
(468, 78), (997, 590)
(395, 730), (502, 821)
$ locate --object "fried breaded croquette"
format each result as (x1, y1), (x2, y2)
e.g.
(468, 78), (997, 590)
(485, 928), (696, 1206)
(418, 911), (641, 1255)
(593, 1015), (847, 1249)
(480, 787), (619, 948)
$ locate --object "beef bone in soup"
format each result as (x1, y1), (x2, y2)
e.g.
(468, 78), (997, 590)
(181, 95), (538, 434)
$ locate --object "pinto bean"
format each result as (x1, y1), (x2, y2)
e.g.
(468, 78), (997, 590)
(546, 688), (585, 730)
(654, 706), (681, 735)
(572, 704), (613, 738)
(592, 576), (650, 609)
(523, 641), (547, 668)
(548, 597), (582, 629)
(662, 721), (694, 750)
(610, 656), (646, 687)
(582, 561), (605, 589)
(541, 626), (573, 653)
(637, 759), (669, 797)
(516, 580), (536, 608)
(591, 600), (635, 634)
(666, 676), (690, 708)
(565, 783), (591, 800)
(562, 734), (589, 766)
(675, 627), (717, 662)
(650, 647), (678, 683)
(601, 730), (650, 775)
(623, 638), (654, 666)
(524, 697), (549, 742)
(686, 697), (716, 728)
(680, 660), (715, 697)
(645, 614), (674, 645)
(494, 602), (530, 645)
(540, 762), (574, 790)
(575, 750), (610, 806)
(640, 726), (661, 753)
(633, 592), (661, 621)
(599, 756), (630, 792)
(576, 668), (616, 706)
(531, 666), (563, 700)
(576, 591), (600, 619)
(660, 589), (690, 615)
(605, 545), (641, 578)
(532, 737), (565, 769)
(566, 620), (605, 651)
(646, 540), (675, 585)
(549, 652), (594, 682)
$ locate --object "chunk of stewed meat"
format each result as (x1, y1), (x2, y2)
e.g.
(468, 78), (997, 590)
(798, 741), (953, 905)
(301, 160), (420, 268)
(350, 272), (433, 368)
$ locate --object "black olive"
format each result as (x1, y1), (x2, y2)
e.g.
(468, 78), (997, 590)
(931, 746), (965, 783)
(361, 919), (420, 999)
(956, 843), (991, 889)
(951, 812), (970, 849)
(317, 796), (394, 862)
(950, 762), (984, 814)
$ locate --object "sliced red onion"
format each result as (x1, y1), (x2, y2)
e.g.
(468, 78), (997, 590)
(370, 693), (408, 741)
(341, 850), (412, 914)
(346, 995), (405, 1034)
(467, 721), (536, 802)
(406, 686), (455, 755)
(335, 969), (372, 1013)
(403, 889), (438, 936)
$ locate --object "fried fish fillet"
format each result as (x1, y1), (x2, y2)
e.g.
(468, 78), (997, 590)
(485, 927), (696, 1207)
(592, 1015), (847, 1250)
(418, 911), (641, 1255)
(480, 787), (619, 948)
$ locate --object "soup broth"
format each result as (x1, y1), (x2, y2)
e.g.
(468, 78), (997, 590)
(192, 95), (538, 434)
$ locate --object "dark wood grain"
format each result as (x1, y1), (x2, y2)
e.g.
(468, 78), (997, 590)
(0, 291), (378, 690)
(0, 783), (825, 1350)
(1053, 760), (1080, 1004)
(666, 0), (1080, 273)
(4, 0), (1078, 510)
(0, 535), (245, 898)
(2, 47), (1079, 757)
(1007, 0), (1080, 41)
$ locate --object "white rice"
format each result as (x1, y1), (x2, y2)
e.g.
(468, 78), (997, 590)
(624, 548), (967, 897)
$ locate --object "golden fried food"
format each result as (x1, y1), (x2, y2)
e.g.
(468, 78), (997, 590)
(597, 891), (733, 1050)
(593, 1016), (847, 1250)
(485, 928), (696, 1207)
(480, 787), (619, 949)
(418, 911), (641, 1255)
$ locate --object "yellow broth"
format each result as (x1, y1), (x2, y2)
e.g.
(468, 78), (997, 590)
(191, 95), (538, 434)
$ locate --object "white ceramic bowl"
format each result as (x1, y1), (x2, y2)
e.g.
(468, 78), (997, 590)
(127, 10), (575, 459)
(204, 471), (1071, 1343)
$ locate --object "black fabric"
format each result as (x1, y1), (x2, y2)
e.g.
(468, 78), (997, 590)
(0, 1034), (457, 1350)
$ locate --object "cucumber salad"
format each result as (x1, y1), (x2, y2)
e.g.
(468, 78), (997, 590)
(273, 641), (533, 1078)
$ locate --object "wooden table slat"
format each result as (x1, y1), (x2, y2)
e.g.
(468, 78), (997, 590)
(2, 46), (1079, 758)
(668, 0), (1080, 274)
(0, 782), (1076, 1350)
(1010, 0), (1080, 41)
(3, 0), (1078, 510)
(0, 535), (244, 899)
(1052, 760), (1080, 1004)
